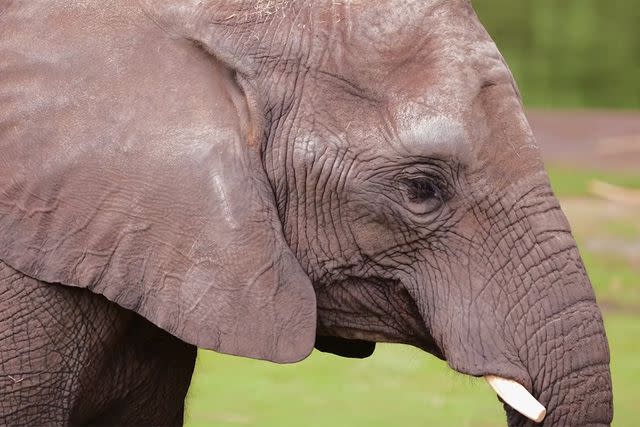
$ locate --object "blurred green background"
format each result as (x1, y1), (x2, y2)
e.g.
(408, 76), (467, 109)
(186, 2), (639, 426)
(475, 0), (640, 109)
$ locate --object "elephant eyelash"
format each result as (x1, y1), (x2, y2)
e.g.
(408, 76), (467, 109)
(405, 177), (443, 202)
(404, 176), (446, 202)
(399, 174), (450, 216)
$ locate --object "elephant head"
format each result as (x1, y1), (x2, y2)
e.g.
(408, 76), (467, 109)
(0, 0), (612, 425)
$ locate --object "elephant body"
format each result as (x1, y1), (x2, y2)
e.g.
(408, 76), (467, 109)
(0, 0), (613, 425)
(0, 260), (196, 425)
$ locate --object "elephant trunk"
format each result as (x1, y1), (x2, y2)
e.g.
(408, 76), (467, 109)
(426, 184), (613, 425)
(499, 310), (612, 425)
(505, 200), (613, 425)
(505, 278), (613, 426)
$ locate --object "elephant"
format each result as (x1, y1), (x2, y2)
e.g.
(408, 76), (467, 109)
(0, 0), (613, 426)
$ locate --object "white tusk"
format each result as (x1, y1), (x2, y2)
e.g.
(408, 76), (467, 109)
(485, 375), (546, 423)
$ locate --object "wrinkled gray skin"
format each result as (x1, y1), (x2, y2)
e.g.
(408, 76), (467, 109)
(0, 0), (613, 426)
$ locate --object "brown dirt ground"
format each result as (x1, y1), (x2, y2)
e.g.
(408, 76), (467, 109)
(526, 110), (640, 171)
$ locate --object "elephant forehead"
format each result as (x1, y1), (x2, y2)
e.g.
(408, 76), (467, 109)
(392, 114), (472, 163)
(343, 0), (471, 44)
(333, 0), (489, 62)
(316, 0), (508, 102)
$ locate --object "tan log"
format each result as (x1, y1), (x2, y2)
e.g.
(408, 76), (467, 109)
(589, 180), (640, 206)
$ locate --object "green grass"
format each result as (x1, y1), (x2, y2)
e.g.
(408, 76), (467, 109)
(605, 314), (640, 426)
(580, 250), (640, 310)
(544, 166), (640, 310)
(185, 313), (637, 426)
(185, 345), (503, 427)
(185, 166), (639, 426)
(602, 221), (640, 240)
(547, 166), (640, 198)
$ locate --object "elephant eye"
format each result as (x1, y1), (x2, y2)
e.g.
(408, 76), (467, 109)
(401, 176), (445, 215)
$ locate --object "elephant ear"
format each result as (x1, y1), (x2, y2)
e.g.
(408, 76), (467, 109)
(0, 8), (316, 363)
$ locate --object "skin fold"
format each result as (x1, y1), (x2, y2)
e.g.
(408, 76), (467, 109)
(0, 1), (612, 426)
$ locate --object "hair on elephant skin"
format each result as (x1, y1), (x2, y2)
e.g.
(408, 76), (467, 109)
(0, 1), (612, 426)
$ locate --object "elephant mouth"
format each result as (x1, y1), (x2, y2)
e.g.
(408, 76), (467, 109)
(484, 375), (546, 423)
(446, 359), (547, 424)
(314, 335), (376, 359)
